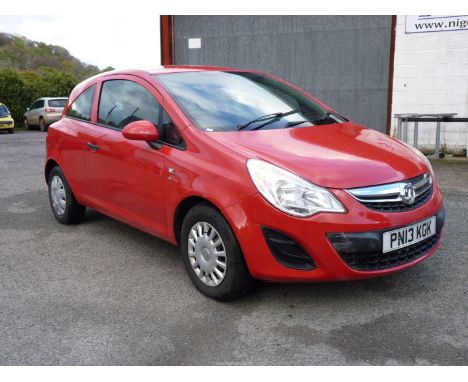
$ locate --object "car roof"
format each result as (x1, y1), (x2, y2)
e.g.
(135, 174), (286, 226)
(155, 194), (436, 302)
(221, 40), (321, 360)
(90, 65), (251, 79)
(150, 65), (248, 74)
(35, 97), (68, 100)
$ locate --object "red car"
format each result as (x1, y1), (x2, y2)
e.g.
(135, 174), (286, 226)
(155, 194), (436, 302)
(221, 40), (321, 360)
(45, 66), (444, 300)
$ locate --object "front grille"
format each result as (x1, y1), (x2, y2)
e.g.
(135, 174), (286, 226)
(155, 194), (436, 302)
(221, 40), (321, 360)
(0, 121), (12, 125)
(347, 173), (433, 213)
(361, 184), (432, 212)
(336, 232), (441, 271)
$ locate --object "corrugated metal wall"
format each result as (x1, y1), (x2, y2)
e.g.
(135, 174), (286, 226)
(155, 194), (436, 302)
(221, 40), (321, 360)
(173, 16), (393, 132)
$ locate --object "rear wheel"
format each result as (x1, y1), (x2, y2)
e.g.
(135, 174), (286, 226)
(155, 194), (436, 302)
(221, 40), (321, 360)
(180, 204), (255, 301)
(39, 117), (47, 132)
(48, 166), (86, 224)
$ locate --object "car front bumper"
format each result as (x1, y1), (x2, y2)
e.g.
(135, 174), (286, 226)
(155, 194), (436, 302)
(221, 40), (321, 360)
(223, 181), (444, 282)
(0, 121), (14, 129)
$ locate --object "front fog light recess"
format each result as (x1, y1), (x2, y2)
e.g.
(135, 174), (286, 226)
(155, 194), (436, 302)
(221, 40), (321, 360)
(246, 158), (346, 217)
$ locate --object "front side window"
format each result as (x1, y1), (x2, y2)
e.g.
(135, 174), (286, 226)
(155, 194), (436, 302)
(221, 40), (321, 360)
(155, 71), (345, 132)
(98, 80), (160, 130)
(66, 85), (96, 121)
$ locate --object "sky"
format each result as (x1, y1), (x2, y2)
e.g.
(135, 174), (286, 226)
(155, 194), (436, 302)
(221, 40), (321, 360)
(0, 15), (161, 70)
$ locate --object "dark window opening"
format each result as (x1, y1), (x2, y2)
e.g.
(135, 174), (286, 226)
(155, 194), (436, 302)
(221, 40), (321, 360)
(159, 109), (185, 148)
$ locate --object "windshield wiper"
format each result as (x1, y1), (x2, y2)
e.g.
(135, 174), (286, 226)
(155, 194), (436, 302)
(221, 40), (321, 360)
(286, 120), (309, 128)
(310, 111), (342, 125)
(237, 109), (300, 131)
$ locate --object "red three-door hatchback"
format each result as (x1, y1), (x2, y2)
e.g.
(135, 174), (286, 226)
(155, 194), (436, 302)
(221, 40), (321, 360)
(45, 66), (444, 300)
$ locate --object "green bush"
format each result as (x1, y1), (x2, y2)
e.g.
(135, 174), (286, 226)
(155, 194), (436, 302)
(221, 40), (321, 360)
(0, 69), (28, 123)
(0, 67), (78, 124)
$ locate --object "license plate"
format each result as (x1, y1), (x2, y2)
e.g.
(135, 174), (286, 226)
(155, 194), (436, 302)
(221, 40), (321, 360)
(382, 216), (436, 253)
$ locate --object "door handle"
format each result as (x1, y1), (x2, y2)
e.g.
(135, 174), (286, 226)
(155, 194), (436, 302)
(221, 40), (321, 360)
(87, 142), (99, 151)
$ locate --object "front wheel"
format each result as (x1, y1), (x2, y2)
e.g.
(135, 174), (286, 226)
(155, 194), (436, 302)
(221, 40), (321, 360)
(48, 166), (86, 224)
(24, 118), (29, 130)
(180, 204), (255, 301)
(8, 129), (14, 134)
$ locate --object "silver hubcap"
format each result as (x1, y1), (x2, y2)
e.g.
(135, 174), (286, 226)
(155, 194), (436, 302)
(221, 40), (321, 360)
(50, 175), (66, 216)
(188, 222), (227, 287)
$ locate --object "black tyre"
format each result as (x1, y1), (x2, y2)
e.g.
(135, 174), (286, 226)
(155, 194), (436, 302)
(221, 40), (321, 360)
(180, 203), (255, 301)
(48, 166), (86, 224)
(8, 129), (14, 134)
(24, 118), (29, 130)
(39, 117), (47, 132)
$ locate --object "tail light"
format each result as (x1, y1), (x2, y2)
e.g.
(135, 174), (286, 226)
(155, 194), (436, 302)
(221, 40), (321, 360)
(44, 108), (56, 113)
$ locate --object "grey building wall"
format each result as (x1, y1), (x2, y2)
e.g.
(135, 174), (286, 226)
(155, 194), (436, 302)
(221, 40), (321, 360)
(173, 16), (393, 132)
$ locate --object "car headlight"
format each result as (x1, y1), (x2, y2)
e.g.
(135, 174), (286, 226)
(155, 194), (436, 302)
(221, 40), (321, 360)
(246, 159), (346, 217)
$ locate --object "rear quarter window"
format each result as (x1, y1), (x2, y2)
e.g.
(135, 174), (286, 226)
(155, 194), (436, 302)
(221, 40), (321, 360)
(66, 85), (96, 122)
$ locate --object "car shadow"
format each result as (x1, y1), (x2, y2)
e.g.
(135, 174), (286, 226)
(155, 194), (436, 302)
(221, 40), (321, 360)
(74, 209), (441, 305)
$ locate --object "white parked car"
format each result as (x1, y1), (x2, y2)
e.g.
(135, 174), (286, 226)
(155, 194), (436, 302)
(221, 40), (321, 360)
(23, 97), (68, 132)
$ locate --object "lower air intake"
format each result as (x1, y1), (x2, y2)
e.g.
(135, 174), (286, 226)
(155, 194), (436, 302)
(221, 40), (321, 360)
(262, 227), (316, 271)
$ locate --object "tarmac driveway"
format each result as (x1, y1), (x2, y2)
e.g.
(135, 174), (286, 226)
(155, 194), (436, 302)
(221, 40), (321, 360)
(0, 131), (467, 365)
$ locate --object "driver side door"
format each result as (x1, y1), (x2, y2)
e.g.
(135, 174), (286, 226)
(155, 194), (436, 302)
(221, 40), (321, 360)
(82, 76), (168, 238)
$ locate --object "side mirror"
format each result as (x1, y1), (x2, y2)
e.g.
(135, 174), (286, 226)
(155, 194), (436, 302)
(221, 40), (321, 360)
(122, 120), (159, 142)
(26, 107), (30, 111)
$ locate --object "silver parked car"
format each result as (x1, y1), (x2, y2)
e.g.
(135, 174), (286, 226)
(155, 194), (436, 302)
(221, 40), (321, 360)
(23, 97), (68, 132)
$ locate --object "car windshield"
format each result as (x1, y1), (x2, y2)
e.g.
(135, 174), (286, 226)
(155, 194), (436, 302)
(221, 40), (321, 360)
(0, 105), (10, 117)
(154, 71), (345, 132)
(48, 99), (67, 108)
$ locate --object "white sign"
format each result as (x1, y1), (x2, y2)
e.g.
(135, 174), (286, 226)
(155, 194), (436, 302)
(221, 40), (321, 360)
(188, 38), (201, 49)
(406, 15), (468, 34)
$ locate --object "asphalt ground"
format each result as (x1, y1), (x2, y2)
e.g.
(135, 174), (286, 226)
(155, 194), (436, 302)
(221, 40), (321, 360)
(0, 130), (467, 365)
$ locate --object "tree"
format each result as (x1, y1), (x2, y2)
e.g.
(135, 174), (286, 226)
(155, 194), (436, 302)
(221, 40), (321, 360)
(0, 67), (78, 124)
(0, 32), (111, 124)
(0, 69), (28, 122)
(32, 67), (77, 99)
(100, 66), (115, 73)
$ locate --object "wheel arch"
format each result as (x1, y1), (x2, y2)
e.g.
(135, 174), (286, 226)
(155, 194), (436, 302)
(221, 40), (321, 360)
(173, 195), (224, 245)
(44, 158), (60, 184)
